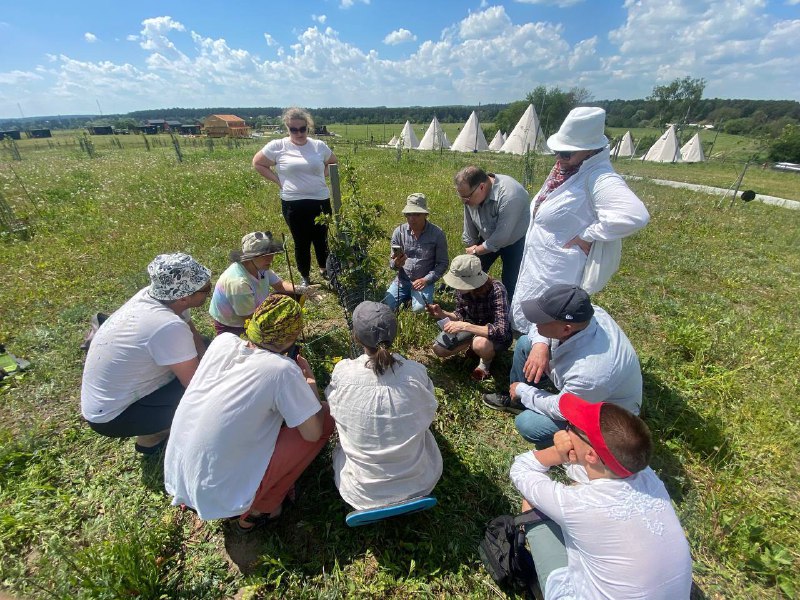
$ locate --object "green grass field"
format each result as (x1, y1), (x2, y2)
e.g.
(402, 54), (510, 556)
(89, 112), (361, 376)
(1, 136), (799, 599)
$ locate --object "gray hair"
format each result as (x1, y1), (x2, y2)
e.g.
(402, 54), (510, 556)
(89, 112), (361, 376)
(282, 107), (315, 131)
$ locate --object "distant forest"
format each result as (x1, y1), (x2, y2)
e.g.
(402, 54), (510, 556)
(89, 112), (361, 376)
(2, 98), (798, 139)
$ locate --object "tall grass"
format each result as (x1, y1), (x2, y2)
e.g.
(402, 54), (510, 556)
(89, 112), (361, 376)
(1, 141), (798, 598)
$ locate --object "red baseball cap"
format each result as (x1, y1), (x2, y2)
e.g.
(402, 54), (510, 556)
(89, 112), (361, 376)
(559, 393), (633, 478)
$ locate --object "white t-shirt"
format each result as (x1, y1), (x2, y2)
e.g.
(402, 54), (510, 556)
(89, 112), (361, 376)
(325, 353), (443, 510)
(164, 334), (323, 520)
(208, 262), (281, 327)
(261, 137), (332, 201)
(81, 287), (197, 423)
(510, 452), (692, 600)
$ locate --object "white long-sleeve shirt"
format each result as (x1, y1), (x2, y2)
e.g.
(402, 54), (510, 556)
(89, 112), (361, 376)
(511, 148), (649, 333)
(510, 452), (692, 600)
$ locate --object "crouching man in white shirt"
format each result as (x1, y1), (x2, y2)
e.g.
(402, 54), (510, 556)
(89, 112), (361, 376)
(165, 294), (334, 534)
(510, 393), (692, 599)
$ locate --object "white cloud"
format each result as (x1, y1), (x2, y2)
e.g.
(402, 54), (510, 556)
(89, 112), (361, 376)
(3, 4), (799, 117)
(786, 0), (799, 5)
(0, 70), (43, 85)
(340, 0), (369, 8)
(126, 34), (138, 42)
(312, 14), (327, 24)
(383, 28), (417, 45)
(515, 0), (584, 6)
(84, 32), (98, 43)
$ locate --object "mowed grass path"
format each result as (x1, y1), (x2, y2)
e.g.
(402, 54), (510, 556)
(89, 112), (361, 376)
(1, 140), (798, 599)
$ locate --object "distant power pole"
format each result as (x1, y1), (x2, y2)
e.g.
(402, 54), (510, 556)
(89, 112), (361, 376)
(17, 103), (25, 119)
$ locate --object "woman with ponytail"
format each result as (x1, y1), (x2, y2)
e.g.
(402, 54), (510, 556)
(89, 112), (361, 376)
(325, 301), (442, 510)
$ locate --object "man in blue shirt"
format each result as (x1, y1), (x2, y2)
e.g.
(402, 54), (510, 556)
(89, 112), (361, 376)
(383, 193), (449, 312)
(483, 284), (642, 447)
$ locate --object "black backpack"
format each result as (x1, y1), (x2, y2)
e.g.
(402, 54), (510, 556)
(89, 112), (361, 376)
(478, 509), (549, 593)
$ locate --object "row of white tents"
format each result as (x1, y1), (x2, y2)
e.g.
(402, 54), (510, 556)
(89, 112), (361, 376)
(387, 107), (707, 162)
(387, 104), (548, 155)
(614, 126), (706, 163)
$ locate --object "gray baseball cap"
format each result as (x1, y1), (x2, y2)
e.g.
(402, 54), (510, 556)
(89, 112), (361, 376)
(353, 301), (397, 347)
(521, 284), (594, 324)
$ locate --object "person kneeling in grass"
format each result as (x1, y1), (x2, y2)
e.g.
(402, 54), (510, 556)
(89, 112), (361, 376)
(325, 301), (442, 510)
(164, 294), (334, 534)
(510, 393), (692, 599)
(426, 254), (512, 381)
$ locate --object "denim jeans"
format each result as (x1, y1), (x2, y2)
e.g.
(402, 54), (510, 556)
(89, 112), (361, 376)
(383, 279), (433, 312)
(510, 334), (567, 447)
(478, 236), (525, 304)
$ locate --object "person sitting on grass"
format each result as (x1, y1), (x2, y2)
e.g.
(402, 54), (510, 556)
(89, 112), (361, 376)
(81, 253), (212, 455)
(510, 393), (692, 599)
(382, 193), (448, 312)
(209, 231), (300, 337)
(483, 284), (641, 448)
(426, 254), (512, 381)
(325, 301), (442, 510)
(164, 294), (334, 534)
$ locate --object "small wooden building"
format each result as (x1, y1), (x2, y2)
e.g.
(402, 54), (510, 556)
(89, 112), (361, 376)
(146, 119), (167, 132)
(28, 129), (52, 138)
(179, 124), (201, 135)
(203, 114), (251, 138)
(88, 126), (113, 135)
(0, 130), (22, 140)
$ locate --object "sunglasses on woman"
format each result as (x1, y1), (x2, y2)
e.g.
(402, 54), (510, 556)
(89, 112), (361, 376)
(289, 126), (307, 134)
(555, 150), (573, 160)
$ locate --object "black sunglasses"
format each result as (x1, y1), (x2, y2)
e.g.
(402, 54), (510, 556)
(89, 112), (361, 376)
(555, 150), (573, 160)
(565, 422), (590, 445)
(289, 126), (307, 134)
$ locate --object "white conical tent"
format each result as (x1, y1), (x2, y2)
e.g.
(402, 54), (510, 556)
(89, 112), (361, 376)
(488, 130), (506, 151)
(642, 125), (680, 163)
(450, 111), (489, 152)
(417, 116), (451, 150)
(680, 133), (705, 162)
(612, 131), (635, 157)
(500, 104), (548, 154)
(398, 120), (419, 149)
(388, 135), (398, 146)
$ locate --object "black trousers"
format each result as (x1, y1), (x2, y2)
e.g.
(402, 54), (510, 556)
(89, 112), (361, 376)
(281, 199), (332, 278)
(87, 377), (185, 438)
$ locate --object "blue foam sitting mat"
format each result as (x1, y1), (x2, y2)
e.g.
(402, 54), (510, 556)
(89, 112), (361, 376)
(345, 495), (437, 527)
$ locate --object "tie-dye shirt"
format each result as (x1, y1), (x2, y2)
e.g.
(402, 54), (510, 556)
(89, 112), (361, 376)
(209, 262), (281, 328)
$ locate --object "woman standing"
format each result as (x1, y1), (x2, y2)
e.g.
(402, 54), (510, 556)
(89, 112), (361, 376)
(325, 301), (442, 510)
(209, 231), (298, 336)
(510, 107), (650, 335)
(252, 108), (338, 287)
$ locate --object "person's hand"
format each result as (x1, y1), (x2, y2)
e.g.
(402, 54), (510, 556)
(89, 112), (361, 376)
(295, 355), (315, 380)
(412, 278), (427, 291)
(564, 235), (592, 256)
(465, 244), (483, 256)
(522, 342), (550, 383)
(426, 303), (444, 318)
(443, 320), (467, 334)
(553, 429), (577, 464)
(393, 253), (407, 267)
(509, 382), (521, 399)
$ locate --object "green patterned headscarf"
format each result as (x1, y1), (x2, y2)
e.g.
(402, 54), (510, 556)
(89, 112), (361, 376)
(244, 294), (302, 350)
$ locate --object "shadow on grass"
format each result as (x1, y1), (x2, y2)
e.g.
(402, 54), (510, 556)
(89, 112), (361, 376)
(640, 363), (731, 504)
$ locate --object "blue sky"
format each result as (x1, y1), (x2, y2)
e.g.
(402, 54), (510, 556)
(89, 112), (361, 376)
(0, 0), (798, 118)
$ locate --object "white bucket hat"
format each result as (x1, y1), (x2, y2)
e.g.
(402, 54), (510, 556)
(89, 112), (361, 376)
(547, 107), (609, 152)
(443, 254), (488, 291)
